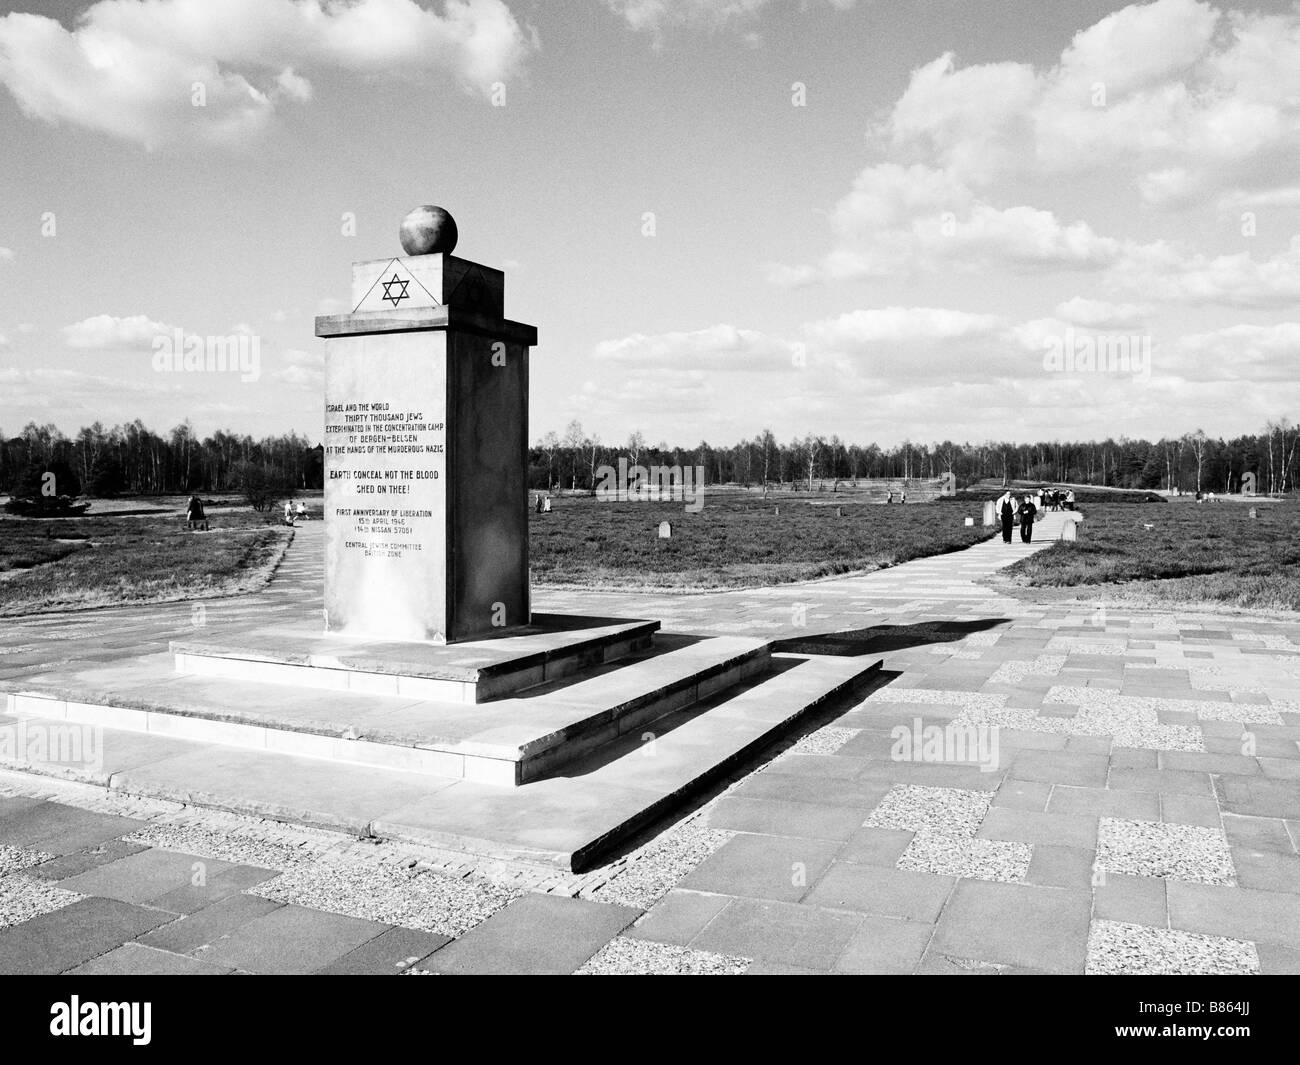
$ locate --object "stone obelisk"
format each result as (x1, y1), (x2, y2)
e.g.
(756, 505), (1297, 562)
(315, 206), (536, 644)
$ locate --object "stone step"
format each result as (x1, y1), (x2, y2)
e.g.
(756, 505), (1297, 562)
(0, 652), (881, 870)
(170, 612), (661, 704)
(4, 635), (773, 786)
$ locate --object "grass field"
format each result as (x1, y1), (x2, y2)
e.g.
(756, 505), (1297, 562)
(999, 500), (1300, 612)
(530, 494), (994, 589)
(0, 509), (293, 616)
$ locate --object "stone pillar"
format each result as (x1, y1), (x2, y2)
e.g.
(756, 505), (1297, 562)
(315, 207), (537, 644)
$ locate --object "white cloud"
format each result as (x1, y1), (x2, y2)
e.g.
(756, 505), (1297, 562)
(769, 163), (1121, 283)
(1166, 321), (1300, 383)
(601, 0), (854, 36)
(881, 0), (1300, 204)
(1055, 298), (1153, 327)
(1109, 236), (1300, 308)
(593, 323), (797, 371)
(0, 246), (13, 260)
(0, 0), (537, 147)
(61, 313), (173, 349)
(272, 349), (324, 391)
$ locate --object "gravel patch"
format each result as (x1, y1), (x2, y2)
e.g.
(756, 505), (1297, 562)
(1086, 920), (1258, 975)
(0, 874), (84, 929)
(896, 830), (1031, 883)
(1096, 818), (1235, 885)
(123, 817), (332, 870)
(0, 843), (52, 877)
(865, 785), (993, 837)
(586, 817), (732, 910)
(864, 688), (1006, 712)
(988, 656), (1066, 684)
(576, 936), (749, 975)
(787, 726), (861, 756)
(250, 856), (520, 938)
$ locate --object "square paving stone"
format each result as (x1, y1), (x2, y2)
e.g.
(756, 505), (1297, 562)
(1110, 749), (1159, 770)
(833, 915), (934, 974)
(680, 833), (841, 903)
(0, 801), (145, 856)
(1167, 881), (1300, 950)
(707, 795), (869, 842)
(23, 840), (147, 881)
(423, 893), (640, 975)
(1109, 768), (1215, 797)
(1007, 751), (1108, 788)
(804, 863), (953, 921)
(197, 903), (390, 974)
(1094, 872), (1167, 927)
(732, 771), (892, 810)
(929, 880), (1091, 973)
(1025, 845), (1096, 889)
(991, 779), (1052, 812)
(1222, 814), (1295, 853)
(138, 894), (285, 955)
(977, 808), (1098, 849)
(0, 896), (172, 974)
(690, 897), (861, 971)
(1228, 848), (1300, 894)
(1219, 777), (1300, 819)
(626, 890), (731, 947)
(56, 848), (240, 907)
(836, 826), (914, 867)
(1160, 794), (1222, 830)
(65, 942), (233, 975)
(149, 863), (279, 914)
(1046, 785), (1160, 821)
(315, 926), (450, 974)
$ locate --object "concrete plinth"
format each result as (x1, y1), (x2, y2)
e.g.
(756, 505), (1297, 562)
(316, 255), (537, 644)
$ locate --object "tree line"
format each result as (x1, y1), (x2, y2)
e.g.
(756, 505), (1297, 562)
(530, 419), (1300, 496)
(4, 415), (1295, 502)
(0, 420), (323, 503)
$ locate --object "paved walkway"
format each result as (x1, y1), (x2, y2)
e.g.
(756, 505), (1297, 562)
(2, 510), (1299, 974)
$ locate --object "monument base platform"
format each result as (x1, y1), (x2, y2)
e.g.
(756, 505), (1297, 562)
(170, 613), (660, 705)
(1, 621), (883, 869)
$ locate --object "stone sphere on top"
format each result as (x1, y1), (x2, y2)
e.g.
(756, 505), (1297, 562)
(399, 205), (458, 256)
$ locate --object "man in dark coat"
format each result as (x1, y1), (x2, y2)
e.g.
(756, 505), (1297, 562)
(1000, 494), (1014, 543)
(1019, 494), (1037, 543)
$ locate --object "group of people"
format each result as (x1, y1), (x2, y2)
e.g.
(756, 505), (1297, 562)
(283, 500), (309, 526)
(997, 491), (1036, 543)
(1040, 487), (1076, 511)
(994, 486), (1078, 543)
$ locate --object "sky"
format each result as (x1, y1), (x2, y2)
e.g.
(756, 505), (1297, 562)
(1, 0), (1298, 450)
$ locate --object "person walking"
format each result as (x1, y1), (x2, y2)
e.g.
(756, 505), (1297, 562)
(1019, 493), (1037, 543)
(1000, 493), (1015, 543)
(283, 500), (295, 527)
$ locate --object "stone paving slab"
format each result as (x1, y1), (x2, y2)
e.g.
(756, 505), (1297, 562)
(315, 926), (451, 974)
(0, 800), (145, 857)
(422, 893), (641, 974)
(196, 903), (391, 974)
(137, 894), (286, 955)
(65, 941), (235, 975)
(0, 896), (172, 974)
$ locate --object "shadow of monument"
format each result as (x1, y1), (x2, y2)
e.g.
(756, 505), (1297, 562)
(770, 616), (1011, 657)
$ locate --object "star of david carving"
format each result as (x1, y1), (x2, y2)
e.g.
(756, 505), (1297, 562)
(381, 274), (410, 307)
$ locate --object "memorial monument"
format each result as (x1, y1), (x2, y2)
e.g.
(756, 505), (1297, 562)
(316, 206), (536, 644)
